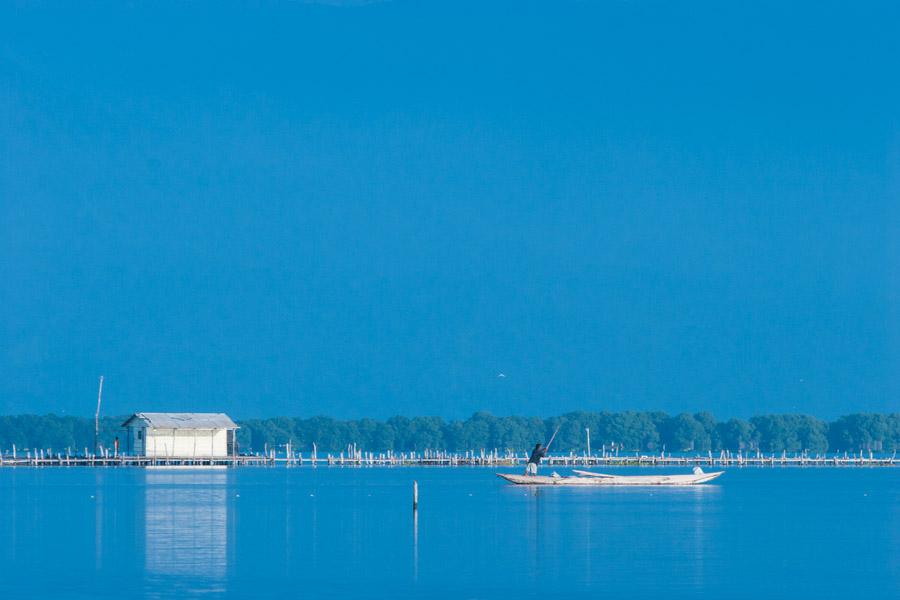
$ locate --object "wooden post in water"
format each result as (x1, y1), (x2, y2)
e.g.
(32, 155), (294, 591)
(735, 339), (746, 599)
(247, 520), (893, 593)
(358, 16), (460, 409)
(413, 480), (418, 512)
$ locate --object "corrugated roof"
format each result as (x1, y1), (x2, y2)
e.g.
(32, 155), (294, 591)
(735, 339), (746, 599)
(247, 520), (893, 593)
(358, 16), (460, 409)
(122, 412), (238, 429)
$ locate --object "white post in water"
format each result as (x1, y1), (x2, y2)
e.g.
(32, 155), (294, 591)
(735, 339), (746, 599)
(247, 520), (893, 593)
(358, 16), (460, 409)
(413, 480), (418, 511)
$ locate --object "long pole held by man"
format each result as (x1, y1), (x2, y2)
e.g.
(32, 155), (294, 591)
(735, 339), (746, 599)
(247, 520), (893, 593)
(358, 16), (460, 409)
(94, 375), (104, 455)
(524, 425), (560, 476)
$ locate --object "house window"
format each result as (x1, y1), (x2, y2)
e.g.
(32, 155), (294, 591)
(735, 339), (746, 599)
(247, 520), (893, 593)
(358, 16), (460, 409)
(137, 430), (143, 440)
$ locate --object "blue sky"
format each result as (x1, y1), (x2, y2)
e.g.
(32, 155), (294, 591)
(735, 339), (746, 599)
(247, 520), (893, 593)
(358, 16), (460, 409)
(2, 2), (898, 419)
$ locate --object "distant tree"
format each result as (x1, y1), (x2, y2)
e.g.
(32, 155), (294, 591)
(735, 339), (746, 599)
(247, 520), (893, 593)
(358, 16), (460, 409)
(492, 416), (544, 452)
(407, 416), (445, 450)
(889, 414), (900, 452)
(794, 415), (828, 453)
(752, 415), (792, 452)
(716, 418), (754, 451)
(386, 416), (412, 449)
(751, 414), (827, 453)
(0, 411), (894, 456)
(594, 412), (660, 452)
(302, 416), (345, 451)
(556, 412), (593, 452)
(661, 413), (709, 452)
(694, 412), (720, 451)
(454, 412), (494, 450)
(370, 420), (397, 452)
(829, 414), (889, 452)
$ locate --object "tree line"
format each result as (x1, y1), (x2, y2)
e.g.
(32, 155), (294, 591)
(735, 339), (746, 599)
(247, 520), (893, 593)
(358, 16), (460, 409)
(1, 411), (898, 454)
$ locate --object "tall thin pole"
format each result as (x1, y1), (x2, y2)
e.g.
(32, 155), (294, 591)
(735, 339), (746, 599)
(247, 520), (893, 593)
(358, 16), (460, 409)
(94, 376), (104, 454)
(586, 428), (591, 458)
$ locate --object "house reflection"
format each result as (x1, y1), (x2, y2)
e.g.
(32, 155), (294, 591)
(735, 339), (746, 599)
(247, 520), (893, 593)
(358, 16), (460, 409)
(143, 469), (230, 589)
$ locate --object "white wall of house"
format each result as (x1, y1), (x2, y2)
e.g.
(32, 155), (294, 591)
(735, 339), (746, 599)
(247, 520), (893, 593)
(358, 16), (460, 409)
(143, 428), (229, 458)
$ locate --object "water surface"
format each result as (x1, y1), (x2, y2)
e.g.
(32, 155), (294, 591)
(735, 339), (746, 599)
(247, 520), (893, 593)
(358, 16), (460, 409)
(0, 466), (897, 599)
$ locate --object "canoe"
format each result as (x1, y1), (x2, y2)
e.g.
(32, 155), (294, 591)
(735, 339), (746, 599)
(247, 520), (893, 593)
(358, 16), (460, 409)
(572, 469), (723, 485)
(497, 469), (723, 486)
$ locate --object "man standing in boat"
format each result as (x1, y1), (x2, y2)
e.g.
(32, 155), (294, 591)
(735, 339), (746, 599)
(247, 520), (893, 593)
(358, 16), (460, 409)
(524, 426), (559, 476)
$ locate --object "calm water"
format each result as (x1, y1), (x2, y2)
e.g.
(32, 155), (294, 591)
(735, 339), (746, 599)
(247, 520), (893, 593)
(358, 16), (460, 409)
(0, 466), (897, 599)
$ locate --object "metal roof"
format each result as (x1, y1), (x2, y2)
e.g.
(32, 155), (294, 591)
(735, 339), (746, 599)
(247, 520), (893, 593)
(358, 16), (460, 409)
(122, 412), (238, 429)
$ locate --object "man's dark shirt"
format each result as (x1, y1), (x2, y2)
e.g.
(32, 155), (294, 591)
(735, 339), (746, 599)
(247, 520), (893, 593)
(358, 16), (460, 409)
(528, 444), (547, 465)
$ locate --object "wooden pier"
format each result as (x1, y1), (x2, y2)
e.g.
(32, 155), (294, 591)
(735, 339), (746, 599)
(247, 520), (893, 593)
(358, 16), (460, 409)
(0, 447), (895, 468)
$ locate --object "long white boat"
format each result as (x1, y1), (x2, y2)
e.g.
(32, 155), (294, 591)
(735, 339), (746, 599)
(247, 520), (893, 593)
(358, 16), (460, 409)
(497, 467), (723, 486)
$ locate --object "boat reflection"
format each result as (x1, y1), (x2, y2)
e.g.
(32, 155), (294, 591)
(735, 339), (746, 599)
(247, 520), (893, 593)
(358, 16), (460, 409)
(511, 474), (722, 593)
